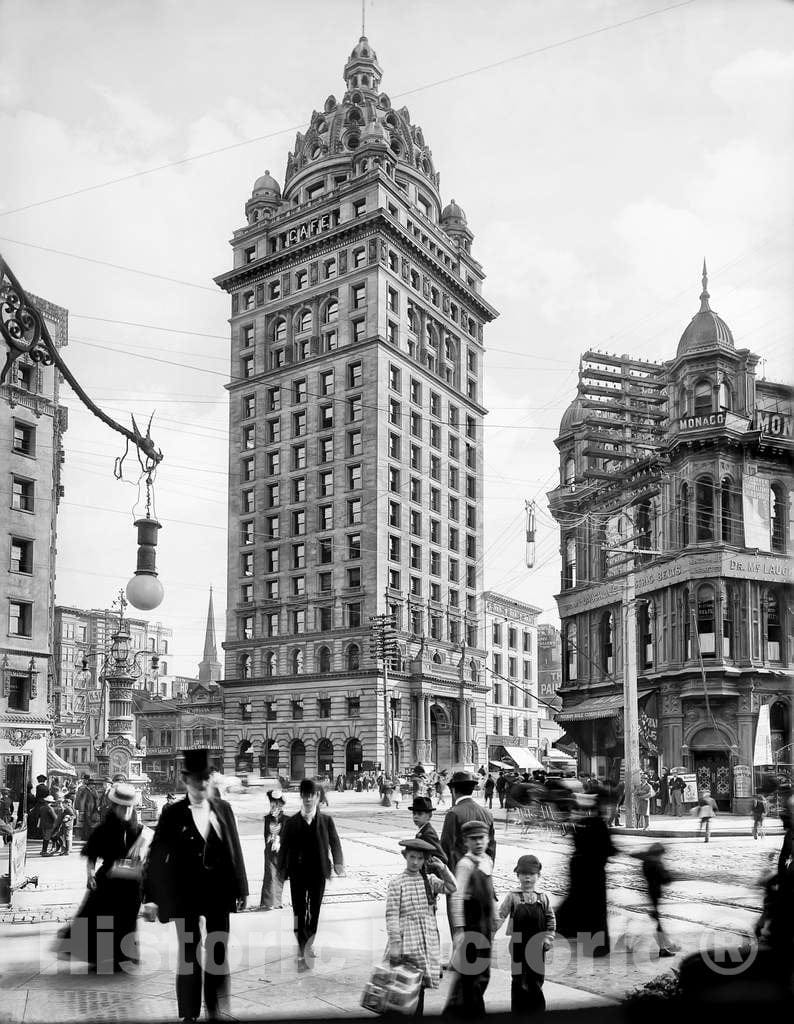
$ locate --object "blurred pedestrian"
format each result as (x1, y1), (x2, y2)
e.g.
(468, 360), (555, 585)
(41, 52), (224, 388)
(607, 779), (625, 827)
(260, 787), (285, 910)
(496, 854), (555, 1014)
(555, 793), (615, 957)
(39, 795), (58, 856)
(53, 795), (76, 856)
(483, 774), (495, 809)
(695, 789), (718, 842)
(55, 782), (151, 972)
(0, 787), (13, 824)
(752, 792), (767, 840)
(496, 771), (507, 809)
(659, 768), (670, 815)
(277, 778), (344, 968)
(143, 749), (249, 1021)
(444, 820), (497, 1018)
(629, 843), (676, 957)
(385, 838), (456, 1016)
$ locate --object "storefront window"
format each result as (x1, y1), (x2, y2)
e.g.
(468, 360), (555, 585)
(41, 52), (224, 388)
(766, 590), (781, 662)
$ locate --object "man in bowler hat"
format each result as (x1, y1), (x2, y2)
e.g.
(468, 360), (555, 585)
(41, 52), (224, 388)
(410, 795), (446, 863)
(143, 749), (248, 1022)
(277, 778), (344, 968)
(440, 770), (496, 939)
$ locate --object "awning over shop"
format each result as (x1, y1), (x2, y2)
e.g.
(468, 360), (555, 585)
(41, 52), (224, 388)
(545, 747), (577, 763)
(489, 759), (514, 770)
(557, 693), (624, 722)
(47, 748), (78, 777)
(502, 746), (544, 772)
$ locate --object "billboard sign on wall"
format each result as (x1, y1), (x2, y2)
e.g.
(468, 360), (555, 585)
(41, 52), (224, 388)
(742, 473), (771, 551)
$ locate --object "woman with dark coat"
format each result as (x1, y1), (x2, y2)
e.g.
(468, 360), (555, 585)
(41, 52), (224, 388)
(55, 782), (149, 972)
(555, 793), (615, 957)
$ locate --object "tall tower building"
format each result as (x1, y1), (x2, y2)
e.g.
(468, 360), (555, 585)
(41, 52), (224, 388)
(216, 36), (498, 781)
(197, 587), (222, 684)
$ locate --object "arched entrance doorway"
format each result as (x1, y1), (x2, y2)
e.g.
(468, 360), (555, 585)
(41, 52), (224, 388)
(391, 736), (403, 775)
(430, 704), (454, 771)
(689, 726), (731, 810)
(346, 738), (363, 777)
(317, 738), (334, 779)
(290, 739), (306, 781)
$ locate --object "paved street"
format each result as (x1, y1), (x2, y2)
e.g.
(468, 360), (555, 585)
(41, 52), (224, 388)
(0, 791), (783, 1022)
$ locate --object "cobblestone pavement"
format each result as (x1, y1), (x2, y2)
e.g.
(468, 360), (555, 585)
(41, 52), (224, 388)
(1, 790), (784, 1020)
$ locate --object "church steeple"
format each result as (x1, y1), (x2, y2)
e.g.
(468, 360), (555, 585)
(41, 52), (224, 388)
(198, 587), (222, 684)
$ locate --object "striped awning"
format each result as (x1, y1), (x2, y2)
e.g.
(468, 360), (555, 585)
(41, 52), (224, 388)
(47, 748), (78, 777)
(557, 693), (624, 722)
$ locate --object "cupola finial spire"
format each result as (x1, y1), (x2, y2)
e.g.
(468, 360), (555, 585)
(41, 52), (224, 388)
(362, 0), (365, 37)
(699, 258), (711, 312)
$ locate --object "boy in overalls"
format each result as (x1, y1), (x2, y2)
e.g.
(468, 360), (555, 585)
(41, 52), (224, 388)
(496, 854), (556, 1013)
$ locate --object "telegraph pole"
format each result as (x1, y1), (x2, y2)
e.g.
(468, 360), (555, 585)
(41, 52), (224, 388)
(622, 570), (641, 830)
(369, 612), (397, 777)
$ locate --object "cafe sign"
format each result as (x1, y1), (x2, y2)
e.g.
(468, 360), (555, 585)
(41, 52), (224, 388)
(280, 210), (338, 248)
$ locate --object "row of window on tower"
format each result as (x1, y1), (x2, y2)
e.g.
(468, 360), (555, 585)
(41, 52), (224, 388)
(561, 583), (787, 681)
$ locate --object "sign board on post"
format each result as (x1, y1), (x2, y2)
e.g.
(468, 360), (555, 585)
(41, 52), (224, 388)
(9, 827), (27, 894)
(733, 764), (752, 800)
(680, 773), (698, 803)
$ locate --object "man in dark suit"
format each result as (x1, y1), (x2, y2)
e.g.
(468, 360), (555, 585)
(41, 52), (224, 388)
(143, 749), (248, 1023)
(440, 771), (496, 939)
(277, 777), (344, 969)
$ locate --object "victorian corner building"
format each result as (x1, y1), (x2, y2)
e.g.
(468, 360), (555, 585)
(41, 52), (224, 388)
(548, 268), (793, 810)
(215, 38), (497, 781)
(1, 294), (68, 794)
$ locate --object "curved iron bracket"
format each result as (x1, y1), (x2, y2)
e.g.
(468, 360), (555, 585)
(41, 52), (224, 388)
(0, 253), (163, 467)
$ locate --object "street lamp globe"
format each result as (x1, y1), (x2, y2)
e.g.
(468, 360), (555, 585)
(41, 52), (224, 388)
(126, 572), (164, 611)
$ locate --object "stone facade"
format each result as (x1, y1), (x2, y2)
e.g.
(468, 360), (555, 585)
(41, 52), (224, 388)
(215, 36), (498, 781)
(548, 269), (793, 809)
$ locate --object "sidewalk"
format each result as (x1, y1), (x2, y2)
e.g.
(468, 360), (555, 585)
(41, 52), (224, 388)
(607, 814), (784, 839)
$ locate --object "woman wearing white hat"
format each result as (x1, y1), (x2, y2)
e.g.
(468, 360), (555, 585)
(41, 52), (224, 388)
(260, 788), (286, 910)
(55, 782), (152, 972)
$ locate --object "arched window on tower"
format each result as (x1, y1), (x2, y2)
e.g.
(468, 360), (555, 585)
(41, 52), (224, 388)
(563, 456), (575, 486)
(771, 484), (787, 553)
(766, 590), (782, 662)
(563, 622), (577, 682)
(681, 483), (690, 546)
(696, 477), (715, 542)
(719, 379), (733, 411)
(721, 477), (734, 544)
(563, 534), (577, 590)
(695, 584), (716, 657)
(638, 601), (654, 669)
(601, 612), (614, 675)
(694, 379), (712, 416)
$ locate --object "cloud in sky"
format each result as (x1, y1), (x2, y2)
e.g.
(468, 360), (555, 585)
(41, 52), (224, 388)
(2, 0), (793, 670)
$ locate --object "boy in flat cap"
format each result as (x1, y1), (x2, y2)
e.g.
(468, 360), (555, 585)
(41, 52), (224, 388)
(444, 819), (498, 1018)
(496, 854), (556, 1013)
(386, 838), (457, 1016)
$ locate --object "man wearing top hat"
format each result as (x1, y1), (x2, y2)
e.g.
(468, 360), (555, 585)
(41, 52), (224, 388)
(143, 749), (248, 1023)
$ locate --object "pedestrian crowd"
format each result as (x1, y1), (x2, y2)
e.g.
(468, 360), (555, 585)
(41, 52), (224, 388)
(8, 752), (792, 1020)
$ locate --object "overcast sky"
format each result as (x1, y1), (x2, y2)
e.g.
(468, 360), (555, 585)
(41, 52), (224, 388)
(2, 0), (792, 675)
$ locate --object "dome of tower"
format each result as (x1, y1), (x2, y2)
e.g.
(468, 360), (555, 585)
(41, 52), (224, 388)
(252, 170), (281, 198)
(677, 262), (735, 358)
(441, 199), (467, 224)
(282, 36), (441, 207)
(558, 397), (584, 435)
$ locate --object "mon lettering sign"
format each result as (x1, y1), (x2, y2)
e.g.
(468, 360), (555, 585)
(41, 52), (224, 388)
(753, 410), (793, 438)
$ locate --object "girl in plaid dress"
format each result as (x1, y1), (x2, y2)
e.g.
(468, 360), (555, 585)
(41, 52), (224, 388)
(386, 837), (457, 1016)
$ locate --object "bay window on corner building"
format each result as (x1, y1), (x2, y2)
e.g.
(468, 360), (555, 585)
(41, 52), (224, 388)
(549, 268), (793, 810)
(216, 34), (496, 784)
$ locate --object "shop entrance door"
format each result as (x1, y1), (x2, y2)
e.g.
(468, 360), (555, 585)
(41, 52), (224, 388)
(694, 751), (731, 810)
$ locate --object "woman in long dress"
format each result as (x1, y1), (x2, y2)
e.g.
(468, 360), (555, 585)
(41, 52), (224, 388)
(55, 782), (151, 972)
(385, 837), (456, 1016)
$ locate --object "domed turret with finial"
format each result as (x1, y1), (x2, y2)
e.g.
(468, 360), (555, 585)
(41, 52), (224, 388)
(676, 260), (735, 357)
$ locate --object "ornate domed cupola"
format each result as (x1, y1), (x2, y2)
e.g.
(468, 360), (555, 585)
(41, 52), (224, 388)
(441, 198), (473, 251)
(677, 261), (735, 358)
(344, 36), (383, 97)
(353, 112), (393, 176)
(245, 169), (282, 225)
